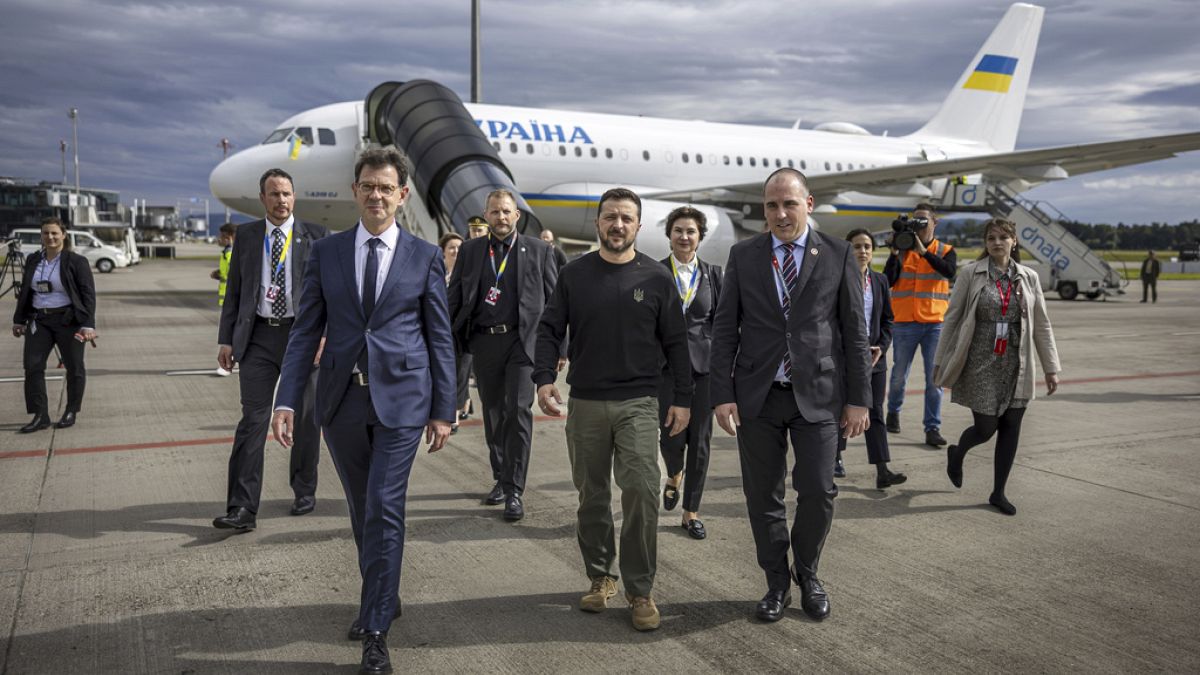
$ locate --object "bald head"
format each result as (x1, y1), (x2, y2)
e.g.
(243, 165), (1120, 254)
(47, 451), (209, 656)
(764, 167), (809, 196)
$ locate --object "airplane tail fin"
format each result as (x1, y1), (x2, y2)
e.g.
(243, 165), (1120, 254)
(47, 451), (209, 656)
(908, 3), (1044, 152)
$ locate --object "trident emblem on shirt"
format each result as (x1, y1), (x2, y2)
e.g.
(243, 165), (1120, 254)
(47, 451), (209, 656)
(633, 288), (644, 303)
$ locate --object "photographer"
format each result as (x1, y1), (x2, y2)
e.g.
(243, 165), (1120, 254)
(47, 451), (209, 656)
(883, 203), (956, 447)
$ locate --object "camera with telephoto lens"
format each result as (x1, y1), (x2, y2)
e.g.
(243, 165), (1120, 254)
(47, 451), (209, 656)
(890, 215), (928, 251)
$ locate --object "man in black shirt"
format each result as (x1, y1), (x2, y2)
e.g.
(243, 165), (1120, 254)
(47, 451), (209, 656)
(448, 189), (559, 521)
(535, 187), (692, 632)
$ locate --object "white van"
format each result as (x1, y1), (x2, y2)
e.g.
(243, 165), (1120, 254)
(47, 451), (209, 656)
(10, 228), (131, 273)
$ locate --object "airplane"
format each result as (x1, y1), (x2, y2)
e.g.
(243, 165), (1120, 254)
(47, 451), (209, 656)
(209, 2), (1200, 264)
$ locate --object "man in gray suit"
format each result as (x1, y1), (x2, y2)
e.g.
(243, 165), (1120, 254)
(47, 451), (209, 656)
(213, 168), (329, 531)
(710, 168), (870, 623)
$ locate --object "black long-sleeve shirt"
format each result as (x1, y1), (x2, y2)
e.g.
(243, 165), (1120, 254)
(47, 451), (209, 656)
(884, 239), (957, 286)
(534, 251), (693, 406)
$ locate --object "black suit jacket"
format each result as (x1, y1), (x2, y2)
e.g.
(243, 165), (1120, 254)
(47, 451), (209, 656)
(217, 218), (329, 360)
(447, 232), (558, 363)
(13, 250), (96, 328)
(867, 269), (893, 374)
(710, 230), (871, 422)
(659, 256), (723, 375)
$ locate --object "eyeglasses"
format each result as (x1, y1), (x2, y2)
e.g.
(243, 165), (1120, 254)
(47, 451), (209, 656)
(357, 182), (399, 196)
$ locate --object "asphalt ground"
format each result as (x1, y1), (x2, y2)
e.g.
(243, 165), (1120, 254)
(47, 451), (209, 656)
(1, 259), (1197, 674)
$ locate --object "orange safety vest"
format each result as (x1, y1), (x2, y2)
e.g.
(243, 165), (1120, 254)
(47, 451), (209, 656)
(891, 239), (953, 323)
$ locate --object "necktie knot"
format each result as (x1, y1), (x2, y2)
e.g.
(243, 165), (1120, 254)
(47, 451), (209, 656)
(367, 238), (380, 251)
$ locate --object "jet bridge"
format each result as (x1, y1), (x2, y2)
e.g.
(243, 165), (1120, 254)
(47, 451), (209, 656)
(365, 80), (543, 240)
(944, 182), (1124, 300)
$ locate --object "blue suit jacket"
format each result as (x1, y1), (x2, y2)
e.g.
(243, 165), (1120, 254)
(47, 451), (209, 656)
(275, 225), (456, 428)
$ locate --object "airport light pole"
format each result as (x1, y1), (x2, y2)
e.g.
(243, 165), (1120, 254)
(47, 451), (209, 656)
(68, 108), (80, 225)
(60, 139), (67, 184)
(471, 0), (482, 103)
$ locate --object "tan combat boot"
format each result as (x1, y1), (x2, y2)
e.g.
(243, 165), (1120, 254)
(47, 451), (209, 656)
(579, 576), (617, 612)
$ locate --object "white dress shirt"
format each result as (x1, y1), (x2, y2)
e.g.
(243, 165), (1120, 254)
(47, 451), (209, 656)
(670, 253), (699, 311)
(257, 216), (296, 318)
(354, 219), (400, 305)
(32, 253), (71, 310)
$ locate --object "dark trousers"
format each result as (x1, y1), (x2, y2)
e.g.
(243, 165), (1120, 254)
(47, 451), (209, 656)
(23, 312), (86, 415)
(469, 331), (534, 495)
(455, 351), (473, 411)
(737, 386), (838, 591)
(837, 368), (891, 464)
(226, 322), (319, 514)
(657, 372), (713, 513)
(1141, 276), (1157, 302)
(323, 384), (421, 632)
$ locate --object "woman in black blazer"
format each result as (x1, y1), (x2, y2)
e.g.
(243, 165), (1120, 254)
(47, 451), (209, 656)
(657, 206), (723, 539)
(11, 217), (97, 432)
(835, 229), (906, 488)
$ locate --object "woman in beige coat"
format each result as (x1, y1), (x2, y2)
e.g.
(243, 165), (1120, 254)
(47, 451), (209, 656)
(933, 218), (1061, 515)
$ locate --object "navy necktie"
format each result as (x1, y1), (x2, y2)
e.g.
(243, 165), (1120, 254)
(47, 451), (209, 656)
(362, 238), (380, 320)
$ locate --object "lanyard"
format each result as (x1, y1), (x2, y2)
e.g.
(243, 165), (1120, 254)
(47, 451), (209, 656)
(488, 237), (515, 285)
(770, 255), (791, 308)
(996, 277), (1014, 317)
(670, 257), (700, 312)
(36, 254), (62, 284)
(263, 226), (295, 278)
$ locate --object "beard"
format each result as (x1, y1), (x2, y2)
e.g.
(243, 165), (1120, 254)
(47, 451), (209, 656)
(599, 228), (635, 254)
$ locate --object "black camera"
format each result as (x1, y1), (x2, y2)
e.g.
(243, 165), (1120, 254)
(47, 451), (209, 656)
(891, 215), (928, 251)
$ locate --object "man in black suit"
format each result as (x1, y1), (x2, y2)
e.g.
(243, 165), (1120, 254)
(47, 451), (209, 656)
(711, 168), (871, 623)
(213, 168), (329, 531)
(448, 189), (559, 521)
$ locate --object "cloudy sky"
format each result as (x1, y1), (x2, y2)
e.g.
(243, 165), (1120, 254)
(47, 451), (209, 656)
(2, 0), (1198, 225)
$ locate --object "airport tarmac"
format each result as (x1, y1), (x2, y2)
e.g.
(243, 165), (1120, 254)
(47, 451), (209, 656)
(1, 258), (1197, 674)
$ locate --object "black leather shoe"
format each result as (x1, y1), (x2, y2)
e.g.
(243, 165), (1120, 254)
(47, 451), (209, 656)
(360, 631), (392, 674)
(290, 495), (316, 516)
(947, 444), (964, 488)
(503, 494), (525, 521)
(682, 518), (707, 540)
(755, 589), (792, 622)
(19, 415), (51, 434)
(876, 470), (907, 489)
(484, 482), (505, 505)
(662, 483), (680, 511)
(798, 576), (830, 621)
(55, 411), (77, 429)
(926, 428), (947, 447)
(885, 411), (900, 433)
(212, 507), (256, 531)
(833, 456), (846, 478)
(989, 493), (1017, 516)
(347, 599), (403, 640)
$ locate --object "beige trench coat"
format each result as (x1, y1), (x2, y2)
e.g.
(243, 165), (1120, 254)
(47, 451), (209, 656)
(933, 259), (1061, 402)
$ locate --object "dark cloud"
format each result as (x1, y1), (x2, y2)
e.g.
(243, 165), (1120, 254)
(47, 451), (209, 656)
(1, 0), (1197, 224)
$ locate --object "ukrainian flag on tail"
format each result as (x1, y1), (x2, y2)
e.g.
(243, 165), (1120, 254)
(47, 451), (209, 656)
(963, 54), (1018, 93)
(287, 132), (303, 160)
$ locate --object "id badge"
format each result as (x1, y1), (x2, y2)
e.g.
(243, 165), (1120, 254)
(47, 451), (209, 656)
(35, 280), (53, 293)
(483, 286), (501, 306)
(265, 284), (281, 301)
(993, 322), (1009, 356)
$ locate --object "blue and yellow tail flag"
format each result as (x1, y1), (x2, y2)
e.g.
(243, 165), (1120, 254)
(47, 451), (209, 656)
(963, 54), (1018, 93)
(287, 133), (303, 160)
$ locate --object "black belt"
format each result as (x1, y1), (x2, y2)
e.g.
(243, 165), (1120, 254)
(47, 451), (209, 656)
(476, 324), (515, 335)
(352, 372), (369, 386)
(255, 316), (294, 327)
(771, 381), (793, 391)
(35, 306), (70, 315)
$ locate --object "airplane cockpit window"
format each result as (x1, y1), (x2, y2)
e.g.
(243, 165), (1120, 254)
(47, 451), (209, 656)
(295, 127), (314, 145)
(262, 127), (295, 144)
(318, 128), (336, 145)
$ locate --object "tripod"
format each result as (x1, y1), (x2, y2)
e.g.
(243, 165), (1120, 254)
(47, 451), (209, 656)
(1, 241), (24, 299)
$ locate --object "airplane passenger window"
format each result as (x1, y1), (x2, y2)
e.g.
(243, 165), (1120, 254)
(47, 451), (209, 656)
(642, 150), (650, 161)
(696, 154), (703, 165)
(682, 153), (689, 164)
(825, 162), (831, 170)
(559, 146), (567, 156)
(296, 127), (314, 145)
(736, 157), (743, 166)
(510, 142), (518, 153)
(605, 148), (613, 159)
(775, 159), (781, 168)
(749, 157), (756, 167)
(762, 157), (768, 167)
(318, 128), (336, 145)
(837, 162), (843, 171)
(574, 146), (582, 157)
(801, 160), (807, 170)
(724, 155), (730, 165)
(590, 147), (598, 158)
(262, 128), (294, 144)
(493, 142), (501, 151)
(527, 143), (534, 154)
(787, 159), (794, 168)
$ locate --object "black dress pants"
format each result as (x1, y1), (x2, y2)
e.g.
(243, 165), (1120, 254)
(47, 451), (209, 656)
(469, 331), (534, 495)
(737, 385), (838, 591)
(836, 368), (891, 464)
(657, 372), (712, 513)
(226, 321), (319, 514)
(23, 311), (86, 415)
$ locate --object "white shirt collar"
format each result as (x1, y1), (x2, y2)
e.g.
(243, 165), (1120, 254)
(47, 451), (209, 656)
(355, 219), (400, 250)
(266, 215), (294, 234)
(671, 253), (698, 272)
(771, 227), (810, 252)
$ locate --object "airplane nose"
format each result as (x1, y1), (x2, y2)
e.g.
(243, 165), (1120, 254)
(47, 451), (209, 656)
(210, 150), (264, 216)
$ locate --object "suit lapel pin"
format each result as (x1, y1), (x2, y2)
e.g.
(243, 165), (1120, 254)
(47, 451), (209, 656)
(811, 248), (818, 255)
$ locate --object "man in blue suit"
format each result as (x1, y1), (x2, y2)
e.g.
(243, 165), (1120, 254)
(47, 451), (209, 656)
(271, 147), (455, 675)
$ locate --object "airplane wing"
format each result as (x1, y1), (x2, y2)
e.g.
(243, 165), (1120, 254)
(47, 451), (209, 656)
(646, 131), (1200, 202)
